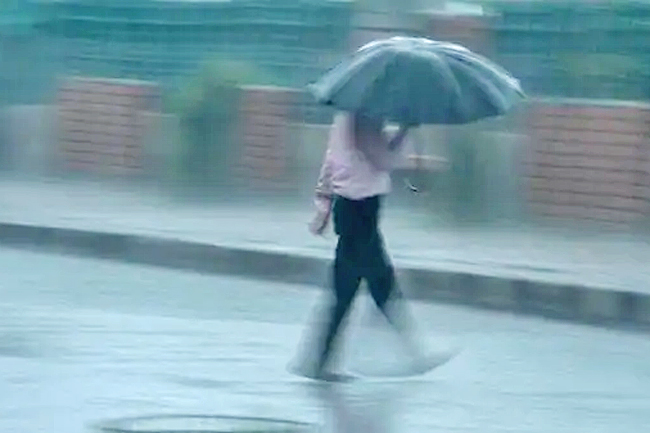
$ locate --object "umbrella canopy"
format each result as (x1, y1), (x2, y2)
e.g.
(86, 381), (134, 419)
(309, 36), (525, 125)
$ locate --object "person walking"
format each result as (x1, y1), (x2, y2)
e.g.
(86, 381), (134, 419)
(298, 111), (439, 381)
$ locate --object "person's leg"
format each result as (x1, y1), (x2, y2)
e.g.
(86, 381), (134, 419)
(315, 238), (361, 374)
(362, 197), (426, 361)
(314, 197), (363, 375)
(366, 237), (425, 355)
(356, 198), (456, 374)
(368, 249), (458, 374)
(359, 197), (399, 320)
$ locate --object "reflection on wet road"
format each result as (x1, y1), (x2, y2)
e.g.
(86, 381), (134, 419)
(0, 248), (648, 433)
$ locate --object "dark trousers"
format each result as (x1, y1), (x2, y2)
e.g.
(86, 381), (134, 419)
(316, 195), (403, 371)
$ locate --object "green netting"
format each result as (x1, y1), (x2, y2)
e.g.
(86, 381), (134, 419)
(32, 0), (353, 90)
(488, 0), (650, 99)
(0, 0), (352, 107)
(0, 1), (50, 104)
(3, 0), (650, 105)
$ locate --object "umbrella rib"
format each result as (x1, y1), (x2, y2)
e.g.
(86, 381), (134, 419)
(421, 49), (464, 121)
(311, 47), (396, 104)
(446, 56), (510, 113)
(443, 49), (524, 96)
(353, 48), (402, 119)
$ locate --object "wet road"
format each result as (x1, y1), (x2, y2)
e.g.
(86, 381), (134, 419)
(0, 248), (649, 433)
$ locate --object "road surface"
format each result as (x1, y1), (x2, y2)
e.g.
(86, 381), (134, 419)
(0, 247), (648, 433)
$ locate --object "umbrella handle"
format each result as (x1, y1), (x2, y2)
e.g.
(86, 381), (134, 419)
(404, 129), (429, 195)
(404, 177), (424, 194)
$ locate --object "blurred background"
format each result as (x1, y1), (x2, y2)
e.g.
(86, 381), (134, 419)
(1, 3), (650, 431)
(0, 0), (649, 229)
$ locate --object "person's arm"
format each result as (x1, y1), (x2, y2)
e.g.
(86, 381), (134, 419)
(309, 144), (335, 235)
(314, 146), (334, 210)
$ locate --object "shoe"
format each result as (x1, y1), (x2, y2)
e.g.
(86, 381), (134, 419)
(287, 360), (354, 383)
(315, 371), (356, 383)
(409, 350), (457, 376)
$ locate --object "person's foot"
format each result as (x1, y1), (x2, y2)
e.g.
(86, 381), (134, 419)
(313, 371), (356, 383)
(287, 360), (355, 383)
(409, 349), (458, 376)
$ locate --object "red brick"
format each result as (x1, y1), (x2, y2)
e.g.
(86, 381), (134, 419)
(243, 147), (282, 159)
(242, 86), (294, 105)
(532, 203), (641, 223)
(536, 128), (643, 146)
(532, 104), (640, 121)
(538, 166), (637, 184)
(541, 141), (641, 158)
(551, 192), (643, 211)
(544, 179), (646, 199)
(534, 154), (639, 171)
(530, 116), (649, 135)
(242, 122), (282, 137)
(90, 123), (124, 137)
(240, 103), (289, 118)
(589, 207), (644, 222)
(241, 154), (285, 168)
(242, 95), (289, 111)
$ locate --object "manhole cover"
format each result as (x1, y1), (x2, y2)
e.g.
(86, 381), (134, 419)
(94, 415), (316, 433)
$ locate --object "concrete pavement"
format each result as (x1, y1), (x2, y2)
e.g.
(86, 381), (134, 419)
(0, 178), (648, 327)
(1, 248), (649, 433)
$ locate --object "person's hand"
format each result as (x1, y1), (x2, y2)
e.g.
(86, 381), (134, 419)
(309, 209), (330, 236)
(407, 154), (447, 170)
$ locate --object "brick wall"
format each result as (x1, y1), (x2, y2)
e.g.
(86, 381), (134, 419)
(526, 101), (650, 225)
(645, 136), (650, 212)
(52, 78), (650, 226)
(57, 77), (160, 176)
(235, 86), (301, 191)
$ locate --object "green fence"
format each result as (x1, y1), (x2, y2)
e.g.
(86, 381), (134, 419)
(4, 0), (650, 106)
(33, 0), (353, 90)
(0, 0), (52, 105)
(488, 0), (650, 100)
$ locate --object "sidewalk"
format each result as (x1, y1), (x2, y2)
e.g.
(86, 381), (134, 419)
(0, 178), (648, 326)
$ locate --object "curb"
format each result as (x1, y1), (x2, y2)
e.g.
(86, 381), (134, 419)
(0, 222), (648, 329)
(93, 414), (315, 433)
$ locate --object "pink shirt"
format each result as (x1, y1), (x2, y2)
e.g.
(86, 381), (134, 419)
(314, 112), (402, 213)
